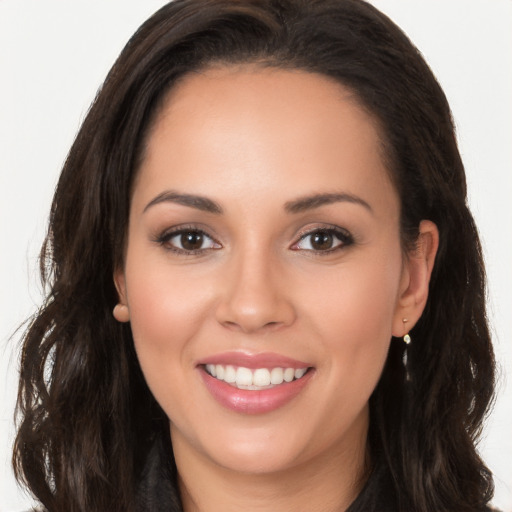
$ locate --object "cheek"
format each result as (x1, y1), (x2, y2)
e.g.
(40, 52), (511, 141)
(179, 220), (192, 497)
(128, 279), (191, 350)
(123, 258), (219, 424)
(123, 252), (215, 375)
(304, 248), (403, 387)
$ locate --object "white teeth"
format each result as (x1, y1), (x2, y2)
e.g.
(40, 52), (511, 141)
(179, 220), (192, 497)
(205, 364), (309, 389)
(215, 364), (224, 380)
(206, 364), (216, 377)
(253, 368), (271, 387)
(270, 367), (284, 385)
(236, 367), (253, 386)
(283, 368), (295, 382)
(294, 368), (307, 379)
(224, 365), (236, 383)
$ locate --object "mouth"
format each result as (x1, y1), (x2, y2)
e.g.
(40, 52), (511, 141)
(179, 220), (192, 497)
(197, 353), (315, 414)
(204, 364), (310, 390)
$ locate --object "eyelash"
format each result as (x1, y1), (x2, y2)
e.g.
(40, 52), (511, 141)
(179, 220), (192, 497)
(154, 225), (354, 255)
(291, 226), (354, 254)
(155, 226), (221, 255)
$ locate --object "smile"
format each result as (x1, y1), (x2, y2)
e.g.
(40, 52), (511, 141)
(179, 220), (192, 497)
(205, 364), (309, 390)
(198, 353), (315, 414)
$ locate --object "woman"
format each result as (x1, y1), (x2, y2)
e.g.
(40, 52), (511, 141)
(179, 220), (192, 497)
(13, 0), (497, 510)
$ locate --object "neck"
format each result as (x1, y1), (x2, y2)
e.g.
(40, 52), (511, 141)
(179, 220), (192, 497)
(172, 416), (370, 512)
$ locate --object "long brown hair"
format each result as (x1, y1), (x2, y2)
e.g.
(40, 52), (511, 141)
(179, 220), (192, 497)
(14, 1), (495, 511)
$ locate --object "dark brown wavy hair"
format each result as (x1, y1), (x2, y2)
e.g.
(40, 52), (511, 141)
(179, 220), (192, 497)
(14, 1), (496, 511)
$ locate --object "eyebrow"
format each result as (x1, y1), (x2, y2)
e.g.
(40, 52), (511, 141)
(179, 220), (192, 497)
(143, 191), (223, 214)
(284, 192), (373, 214)
(143, 190), (372, 216)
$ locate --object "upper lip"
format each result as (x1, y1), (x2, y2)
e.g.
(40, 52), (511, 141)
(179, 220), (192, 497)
(196, 351), (311, 369)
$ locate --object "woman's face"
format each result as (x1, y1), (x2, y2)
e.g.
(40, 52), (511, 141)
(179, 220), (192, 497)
(117, 66), (415, 476)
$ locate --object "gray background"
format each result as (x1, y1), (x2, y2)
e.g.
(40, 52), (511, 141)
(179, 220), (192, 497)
(1, 1), (511, 510)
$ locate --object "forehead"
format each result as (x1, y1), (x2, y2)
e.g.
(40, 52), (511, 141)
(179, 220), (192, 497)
(148, 65), (381, 157)
(134, 65), (397, 217)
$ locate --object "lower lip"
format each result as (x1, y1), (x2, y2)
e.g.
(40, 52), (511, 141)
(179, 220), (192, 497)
(199, 367), (314, 414)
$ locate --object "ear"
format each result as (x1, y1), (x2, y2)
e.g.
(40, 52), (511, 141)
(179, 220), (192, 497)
(113, 268), (130, 323)
(392, 220), (439, 337)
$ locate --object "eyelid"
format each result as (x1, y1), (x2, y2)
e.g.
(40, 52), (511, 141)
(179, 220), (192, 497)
(290, 225), (354, 253)
(154, 224), (222, 254)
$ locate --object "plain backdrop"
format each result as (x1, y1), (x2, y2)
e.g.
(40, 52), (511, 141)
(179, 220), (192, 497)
(1, 1), (511, 511)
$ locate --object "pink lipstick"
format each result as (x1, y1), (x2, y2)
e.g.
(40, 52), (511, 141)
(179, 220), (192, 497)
(197, 352), (314, 414)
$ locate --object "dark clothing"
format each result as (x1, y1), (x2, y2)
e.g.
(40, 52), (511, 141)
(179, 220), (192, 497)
(135, 435), (399, 511)
(135, 436), (499, 512)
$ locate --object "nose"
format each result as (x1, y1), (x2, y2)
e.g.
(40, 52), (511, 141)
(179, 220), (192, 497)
(215, 248), (296, 334)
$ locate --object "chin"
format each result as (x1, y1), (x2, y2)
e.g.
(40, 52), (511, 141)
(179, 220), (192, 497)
(207, 440), (308, 475)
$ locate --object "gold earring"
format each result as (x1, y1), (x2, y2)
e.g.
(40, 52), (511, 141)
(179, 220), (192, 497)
(402, 318), (411, 344)
(113, 304), (130, 323)
(401, 318), (411, 381)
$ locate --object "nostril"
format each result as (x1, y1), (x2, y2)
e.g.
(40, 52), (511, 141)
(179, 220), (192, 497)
(223, 321), (239, 329)
(220, 319), (283, 334)
(215, 283), (296, 333)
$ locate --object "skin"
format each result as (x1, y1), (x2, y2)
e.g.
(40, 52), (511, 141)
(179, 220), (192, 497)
(114, 66), (438, 511)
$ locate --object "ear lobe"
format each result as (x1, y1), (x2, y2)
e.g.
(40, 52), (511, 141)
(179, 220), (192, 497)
(113, 269), (130, 323)
(392, 220), (439, 336)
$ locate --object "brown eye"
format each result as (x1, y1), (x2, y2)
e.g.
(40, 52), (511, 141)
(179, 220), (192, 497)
(293, 228), (353, 253)
(181, 231), (205, 251)
(159, 228), (220, 253)
(310, 231), (334, 250)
